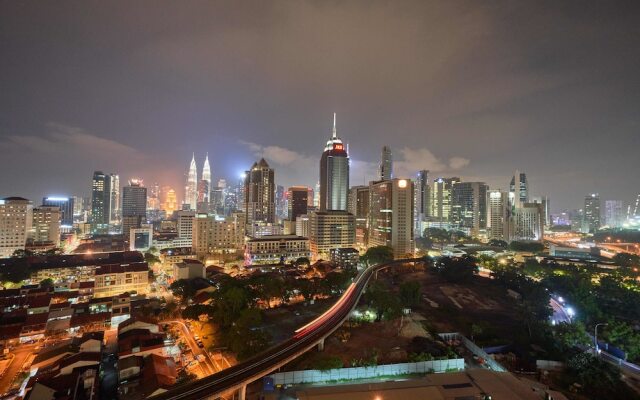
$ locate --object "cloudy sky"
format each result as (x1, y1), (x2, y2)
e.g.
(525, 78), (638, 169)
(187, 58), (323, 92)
(1, 1), (639, 211)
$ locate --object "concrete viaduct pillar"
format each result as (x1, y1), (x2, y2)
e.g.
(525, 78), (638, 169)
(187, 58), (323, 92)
(317, 338), (325, 351)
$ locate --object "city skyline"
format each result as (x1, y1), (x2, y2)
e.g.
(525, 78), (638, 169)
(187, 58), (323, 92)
(1, 2), (640, 211)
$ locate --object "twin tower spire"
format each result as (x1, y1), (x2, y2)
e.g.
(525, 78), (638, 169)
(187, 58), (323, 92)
(185, 153), (211, 210)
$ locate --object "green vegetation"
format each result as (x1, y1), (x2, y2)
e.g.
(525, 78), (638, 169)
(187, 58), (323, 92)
(566, 353), (639, 399)
(364, 281), (402, 321)
(399, 281), (421, 308)
(313, 355), (344, 371)
(361, 246), (394, 266)
(435, 256), (478, 283)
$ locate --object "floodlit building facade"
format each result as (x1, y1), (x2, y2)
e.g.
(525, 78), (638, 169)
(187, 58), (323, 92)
(0, 197), (32, 258)
(244, 235), (310, 265)
(368, 179), (415, 258)
(309, 210), (356, 260)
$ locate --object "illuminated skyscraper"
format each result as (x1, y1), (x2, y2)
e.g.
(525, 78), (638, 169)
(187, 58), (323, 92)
(122, 179), (147, 237)
(451, 181), (488, 235)
(162, 187), (178, 216)
(90, 171), (111, 234)
(288, 186), (309, 221)
(605, 200), (624, 228)
(379, 145), (393, 180)
(429, 177), (460, 226)
(583, 193), (601, 233)
(487, 189), (509, 241)
(319, 113), (349, 211)
(185, 153), (198, 210)
(32, 206), (61, 245)
(368, 178), (414, 258)
(414, 170), (429, 238)
(244, 159), (276, 235)
(509, 170), (528, 209)
(202, 153), (211, 203)
(109, 173), (120, 225)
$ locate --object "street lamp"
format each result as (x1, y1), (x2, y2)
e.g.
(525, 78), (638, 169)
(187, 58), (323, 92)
(595, 323), (608, 354)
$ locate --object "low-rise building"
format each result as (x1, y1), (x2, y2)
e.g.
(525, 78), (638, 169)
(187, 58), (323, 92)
(93, 262), (149, 298)
(244, 235), (310, 266)
(173, 259), (206, 280)
(330, 247), (360, 268)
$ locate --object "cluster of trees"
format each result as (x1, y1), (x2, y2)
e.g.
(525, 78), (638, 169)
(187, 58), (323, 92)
(364, 279), (421, 322)
(416, 228), (470, 249)
(360, 246), (394, 266)
(507, 241), (544, 252)
(434, 256), (478, 283)
(566, 353), (639, 399)
(613, 252), (640, 268)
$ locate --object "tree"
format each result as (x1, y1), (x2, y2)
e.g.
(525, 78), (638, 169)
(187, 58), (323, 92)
(39, 278), (54, 288)
(488, 239), (508, 248)
(606, 320), (640, 361)
(365, 281), (401, 321)
(508, 241), (544, 252)
(613, 252), (640, 268)
(144, 251), (161, 265)
(553, 322), (590, 351)
(361, 246), (394, 266)
(222, 308), (271, 360)
(169, 279), (197, 302)
(565, 353), (639, 399)
(436, 256), (477, 283)
(181, 304), (215, 320)
(399, 281), (421, 308)
(313, 355), (343, 371)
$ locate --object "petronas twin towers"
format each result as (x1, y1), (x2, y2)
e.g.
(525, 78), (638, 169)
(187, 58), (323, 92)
(185, 153), (211, 210)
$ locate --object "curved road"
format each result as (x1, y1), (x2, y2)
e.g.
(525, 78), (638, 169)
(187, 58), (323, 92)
(153, 258), (421, 400)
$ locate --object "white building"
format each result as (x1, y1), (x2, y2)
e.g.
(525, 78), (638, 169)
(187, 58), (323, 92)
(309, 211), (355, 260)
(32, 206), (61, 245)
(0, 197), (32, 258)
(509, 203), (544, 242)
(487, 190), (509, 241)
(173, 259), (205, 280)
(368, 178), (414, 258)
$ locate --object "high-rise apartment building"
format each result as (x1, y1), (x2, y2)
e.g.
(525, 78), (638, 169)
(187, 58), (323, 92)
(583, 193), (601, 233)
(414, 170), (429, 238)
(531, 196), (550, 227)
(605, 200), (624, 228)
(122, 179), (147, 237)
(487, 190), (510, 241)
(185, 153), (198, 210)
(379, 146), (393, 180)
(309, 210), (355, 260)
(451, 182), (488, 235)
(192, 213), (244, 257)
(162, 188), (178, 217)
(32, 206), (61, 245)
(276, 185), (287, 220)
(429, 177), (460, 226)
(348, 185), (370, 249)
(176, 210), (196, 241)
(0, 197), (32, 257)
(319, 113), (349, 211)
(42, 196), (74, 226)
(244, 159), (276, 236)
(90, 171), (111, 234)
(288, 186), (309, 222)
(509, 171), (528, 209)
(368, 179), (414, 258)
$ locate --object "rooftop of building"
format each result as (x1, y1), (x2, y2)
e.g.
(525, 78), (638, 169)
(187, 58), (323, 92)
(95, 262), (148, 275)
(247, 234), (309, 242)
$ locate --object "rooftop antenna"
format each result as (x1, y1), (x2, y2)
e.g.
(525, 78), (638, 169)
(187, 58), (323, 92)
(332, 112), (337, 138)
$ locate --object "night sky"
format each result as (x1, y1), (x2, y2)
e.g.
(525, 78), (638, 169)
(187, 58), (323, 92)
(1, 1), (639, 211)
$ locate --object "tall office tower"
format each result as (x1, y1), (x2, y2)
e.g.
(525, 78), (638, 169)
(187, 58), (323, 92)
(379, 145), (393, 180)
(632, 194), (640, 219)
(122, 179), (147, 237)
(217, 179), (227, 189)
(368, 178), (414, 258)
(235, 179), (245, 212)
(583, 193), (601, 233)
(413, 170), (430, 238)
(510, 203), (544, 242)
(176, 210), (196, 241)
(42, 196), (74, 227)
(307, 187), (315, 208)
(32, 206), (61, 245)
(348, 185), (370, 249)
(72, 196), (84, 220)
(531, 196), (550, 227)
(288, 186), (309, 221)
(295, 214), (310, 237)
(276, 185), (287, 219)
(109, 174), (120, 225)
(309, 211), (355, 260)
(90, 171), (112, 234)
(210, 186), (225, 215)
(185, 153), (198, 210)
(509, 170), (528, 209)
(0, 197), (32, 258)
(429, 177), (460, 227)
(202, 153), (212, 203)
(605, 200), (624, 228)
(161, 188), (178, 217)
(451, 182), (488, 235)
(197, 179), (210, 213)
(487, 190), (510, 240)
(244, 159), (276, 236)
(319, 113), (349, 211)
